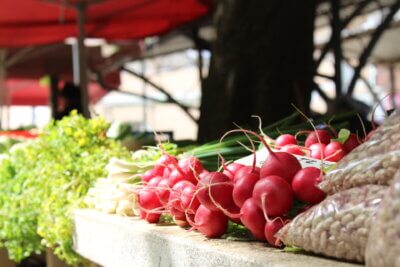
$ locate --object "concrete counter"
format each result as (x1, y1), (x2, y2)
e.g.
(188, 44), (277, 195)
(73, 209), (361, 267)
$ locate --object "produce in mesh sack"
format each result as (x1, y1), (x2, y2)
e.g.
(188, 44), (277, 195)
(366, 170), (400, 267)
(320, 110), (400, 194)
(277, 185), (387, 263)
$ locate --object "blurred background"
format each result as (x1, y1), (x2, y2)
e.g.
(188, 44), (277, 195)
(0, 0), (399, 142)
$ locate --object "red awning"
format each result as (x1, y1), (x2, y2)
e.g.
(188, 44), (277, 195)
(0, 0), (210, 47)
(5, 79), (107, 106)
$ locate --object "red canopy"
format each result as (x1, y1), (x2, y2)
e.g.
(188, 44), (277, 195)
(5, 79), (107, 106)
(0, 0), (210, 47)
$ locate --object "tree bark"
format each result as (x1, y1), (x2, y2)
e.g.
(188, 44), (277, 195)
(198, 0), (316, 142)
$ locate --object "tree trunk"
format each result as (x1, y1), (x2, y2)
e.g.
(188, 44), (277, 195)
(198, 0), (316, 142)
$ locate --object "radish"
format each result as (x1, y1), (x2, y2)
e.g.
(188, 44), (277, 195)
(275, 134), (297, 148)
(168, 169), (185, 185)
(223, 162), (245, 180)
(252, 175), (293, 217)
(178, 156), (204, 184)
(199, 170), (209, 179)
(259, 152), (301, 183)
(180, 183), (200, 214)
(139, 189), (162, 210)
(233, 166), (260, 183)
(141, 168), (162, 183)
(138, 189), (162, 223)
(154, 154), (178, 172)
(291, 167), (326, 204)
(140, 210), (160, 223)
(240, 198), (266, 241)
(222, 129), (301, 184)
(196, 172), (233, 211)
(194, 205), (228, 238)
(226, 203), (242, 224)
(281, 145), (305, 156)
(162, 167), (173, 178)
(343, 133), (360, 153)
(147, 176), (163, 188)
(152, 154), (177, 175)
(264, 218), (287, 247)
(170, 207), (188, 227)
(304, 129), (331, 148)
(324, 141), (346, 162)
(157, 178), (172, 205)
(169, 180), (193, 212)
(309, 143), (326, 160)
(232, 172), (260, 207)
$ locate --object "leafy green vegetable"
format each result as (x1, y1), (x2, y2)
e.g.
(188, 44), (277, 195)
(0, 112), (130, 266)
(332, 129), (351, 144)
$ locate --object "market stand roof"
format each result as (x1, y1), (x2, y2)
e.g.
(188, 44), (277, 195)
(0, 0), (211, 47)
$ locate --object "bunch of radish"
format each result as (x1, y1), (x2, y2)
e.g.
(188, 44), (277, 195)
(136, 127), (356, 246)
(274, 128), (362, 162)
(138, 154), (203, 225)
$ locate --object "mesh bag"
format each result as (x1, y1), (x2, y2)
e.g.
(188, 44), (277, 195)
(320, 110), (400, 195)
(366, 170), (400, 267)
(277, 185), (387, 263)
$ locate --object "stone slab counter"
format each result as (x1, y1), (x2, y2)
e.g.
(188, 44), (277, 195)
(73, 209), (362, 267)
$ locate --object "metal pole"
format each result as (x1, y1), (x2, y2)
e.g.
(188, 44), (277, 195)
(0, 49), (7, 129)
(75, 2), (90, 118)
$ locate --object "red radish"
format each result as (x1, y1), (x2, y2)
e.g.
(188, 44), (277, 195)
(275, 134), (297, 148)
(223, 162), (245, 180)
(139, 189), (162, 210)
(140, 210), (160, 223)
(199, 170), (210, 179)
(305, 129), (331, 148)
(170, 207), (188, 227)
(141, 168), (162, 183)
(324, 142), (346, 162)
(252, 175), (293, 217)
(226, 204), (242, 224)
(259, 152), (301, 183)
(281, 145), (305, 156)
(292, 167), (326, 204)
(232, 172), (260, 207)
(309, 143), (326, 160)
(152, 154), (177, 175)
(264, 219), (287, 247)
(163, 167), (173, 178)
(233, 166), (260, 183)
(157, 179), (172, 205)
(147, 176), (163, 188)
(194, 205), (228, 238)
(139, 189), (162, 223)
(178, 156), (204, 184)
(180, 183), (200, 214)
(343, 133), (361, 153)
(222, 129), (301, 184)
(240, 198), (266, 241)
(197, 172), (233, 211)
(168, 169), (185, 185)
(156, 154), (178, 168)
(169, 180), (193, 212)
